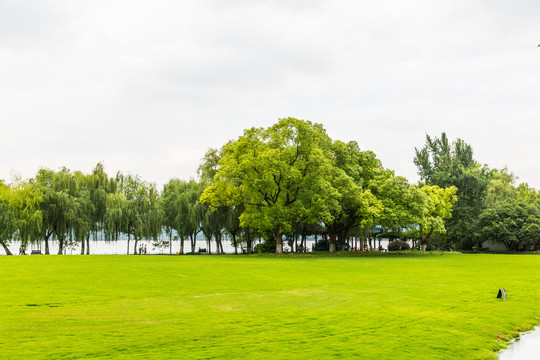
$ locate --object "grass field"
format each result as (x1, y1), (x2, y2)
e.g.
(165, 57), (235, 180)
(1, 253), (540, 359)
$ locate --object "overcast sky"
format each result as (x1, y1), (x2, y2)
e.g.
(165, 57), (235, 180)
(1, 0), (539, 188)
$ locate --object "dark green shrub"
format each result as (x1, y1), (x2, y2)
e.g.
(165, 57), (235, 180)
(254, 236), (276, 253)
(313, 237), (330, 251)
(388, 239), (411, 251)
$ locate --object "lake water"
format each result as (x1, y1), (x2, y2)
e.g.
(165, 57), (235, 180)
(498, 327), (540, 360)
(2, 239), (253, 255)
(2, 238), (390, 255)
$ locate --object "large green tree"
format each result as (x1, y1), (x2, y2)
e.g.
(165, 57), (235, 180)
(415, 185), (458, 250)
(478, 200), (540, 251)
(201, 118), (340, 254)
(325, 140), (383, 252)
(414, 133), (490, 249)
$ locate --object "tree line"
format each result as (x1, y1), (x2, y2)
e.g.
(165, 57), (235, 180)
(1, 118), (539, 255)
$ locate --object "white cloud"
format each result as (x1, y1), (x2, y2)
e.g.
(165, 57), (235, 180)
(1, 0), (540, 188)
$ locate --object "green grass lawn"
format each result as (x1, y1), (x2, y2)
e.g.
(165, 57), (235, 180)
(1, 253), (540, 359)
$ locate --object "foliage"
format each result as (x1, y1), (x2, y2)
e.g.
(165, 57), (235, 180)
(10, 181), (43, 248)
(109, 173), (163, 254)
(201, 118), (341, 253)
(0, 121), (538, 257)
(325, 140), (384, 252)
(387, 239), (411, 251)
(0, 183), (16, 254)
(313, 237), (330, 251)
(414, 133), (491, 249)
(415, 185), (458, 249)
(161, 178), (190, 254)
(371, 172), (424, 229)
(254, 234), (276, 253)
(34, 168), (80, 254)
(478, 200), (540, 251)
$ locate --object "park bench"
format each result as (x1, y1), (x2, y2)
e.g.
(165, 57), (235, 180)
(198, 248), (207, 254)
(31, 250), (42, 255)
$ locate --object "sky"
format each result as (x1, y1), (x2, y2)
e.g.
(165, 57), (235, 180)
(1, 0), (539, 189)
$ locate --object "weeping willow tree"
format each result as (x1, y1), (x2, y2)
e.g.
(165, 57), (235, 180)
(109, 173), (162, 255)
(71, 171), (92, 255)
(0, 178), (43, 256)
(33, 168), (79, 255)
(224, 205), (243, 254)
(79, 163), (110, 255)
(104, 191), (126, 245)
(161, 179), (189, 254)
(0, 181), (16, 255)
(10, 180), (43, 253)
(201, 204), (229, 255)
(173, 180), (206, 254)
(137, 182), (163, 253)
(161, 179), (207, 255)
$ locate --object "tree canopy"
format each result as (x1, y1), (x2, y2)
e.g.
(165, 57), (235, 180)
(2, 120), (538, 256)
(201, 118), (342, 253)
(414, 133), (490, 249)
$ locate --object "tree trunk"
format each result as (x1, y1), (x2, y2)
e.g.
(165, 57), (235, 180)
(275, 231), (283, 254)
(215, 236), (221, 255)
(180, 238), (184, 255)
(45, 237), (50, 255)
(232, 233), (238, 255)
(0, 239), (13, 255)
(133, 239), (139, 255)
(81, 238), (85, 255)
(169, 232), (172, 255)
(329, 233), (336, 253)
(57, 236), (64, 255)
(336, 234), (343, 251)
(127, 233), (131, 255)
(190, 234), (196, 253)
(86, 236), (90, 255)
(419, 227), (425, 251)
(247, 231), (253, 254)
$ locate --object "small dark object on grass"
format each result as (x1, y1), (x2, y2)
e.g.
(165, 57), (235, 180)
(497, 288), (508, 300)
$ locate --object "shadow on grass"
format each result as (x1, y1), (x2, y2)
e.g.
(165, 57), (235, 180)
(249, 250), (462, 258)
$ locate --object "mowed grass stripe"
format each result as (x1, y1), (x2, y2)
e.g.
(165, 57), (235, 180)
(1, 254), (539, 359)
